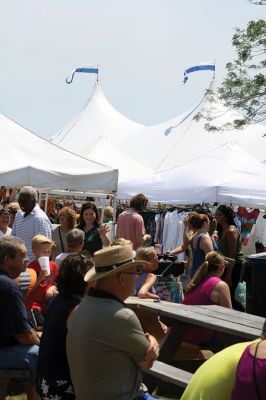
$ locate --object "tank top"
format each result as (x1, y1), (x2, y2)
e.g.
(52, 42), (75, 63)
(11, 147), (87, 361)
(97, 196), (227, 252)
(191, 233), (206, 278)
(183, 276), (221, 344)
(218, 226), (243, 264)
(231, 341), (266, 400)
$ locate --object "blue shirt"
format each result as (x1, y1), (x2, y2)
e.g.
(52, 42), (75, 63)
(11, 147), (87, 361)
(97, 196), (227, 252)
(0, 269), (32, 347)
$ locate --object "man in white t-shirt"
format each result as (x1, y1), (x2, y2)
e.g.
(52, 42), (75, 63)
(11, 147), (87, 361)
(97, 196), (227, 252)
(12, 186), (51, 262)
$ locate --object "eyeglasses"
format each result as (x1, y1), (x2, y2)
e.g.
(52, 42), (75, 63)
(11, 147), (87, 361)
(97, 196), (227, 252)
(122, 265), (143, 276)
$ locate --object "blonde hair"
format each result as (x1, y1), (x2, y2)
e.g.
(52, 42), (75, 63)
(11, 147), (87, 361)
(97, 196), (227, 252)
(186, 251), (225, 294)
(103, 206), (113, 222)
(112, 238), (132, 247)
(32, 235), (53, 249)
(136, 247), (155, 262)
(7, 202), (20, 212)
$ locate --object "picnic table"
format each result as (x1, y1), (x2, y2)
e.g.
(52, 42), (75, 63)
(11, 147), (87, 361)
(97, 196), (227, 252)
(126, 297), (264, 363)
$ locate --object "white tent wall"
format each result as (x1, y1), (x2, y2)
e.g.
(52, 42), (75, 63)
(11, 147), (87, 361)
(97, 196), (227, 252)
(51, 83), (144, 153)
(118, 142), (266, 208)
(0, 113), (118, 193)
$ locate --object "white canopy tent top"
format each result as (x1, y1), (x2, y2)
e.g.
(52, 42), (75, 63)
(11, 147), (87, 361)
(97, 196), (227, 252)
(118, 141), (266, 208)
(82, 136), (153, 183)
(51, 83), (144, 153)
(0, 113), (118, 194)
(119, 93), (266, 172)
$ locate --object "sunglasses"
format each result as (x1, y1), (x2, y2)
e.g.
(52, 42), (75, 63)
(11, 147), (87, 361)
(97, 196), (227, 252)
(122, 265), (143, 276)
(0, 211), (11, 216)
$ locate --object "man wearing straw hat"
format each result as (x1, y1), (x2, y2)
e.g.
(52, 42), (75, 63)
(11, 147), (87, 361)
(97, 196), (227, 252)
(67, 244), (159, 400)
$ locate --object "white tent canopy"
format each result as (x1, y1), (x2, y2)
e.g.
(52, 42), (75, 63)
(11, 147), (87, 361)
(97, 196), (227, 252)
(82, 136), (152, 183)
(51, 83), (144, 153)
(118, 141), (266, 207)
(120, 93), (266, 172)
(0, 113), (118, 193)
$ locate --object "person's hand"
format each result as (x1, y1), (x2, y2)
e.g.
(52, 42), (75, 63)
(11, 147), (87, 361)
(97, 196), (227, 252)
(212, 230), (219, 242)
(138, 333), (160, 369)
(46, 285), (58, 299)
(36, 270), (47, 286)
(143, 234), (151, 243)
(98, 224), (110, 237)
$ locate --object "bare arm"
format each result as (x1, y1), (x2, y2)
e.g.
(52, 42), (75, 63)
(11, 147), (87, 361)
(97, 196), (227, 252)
(98, 225), (111, 247)
(200, 234), (214, 255)
(138, 274), (160, 300)
(210, 281), (232, 308)
(227, 227), (238, 259)
(224, 227), (239, 285)
(171, 216), (192, 254)
(170, 236), (191, 254)
(137, 333), (159, 369)
(15, 329), (40, 346)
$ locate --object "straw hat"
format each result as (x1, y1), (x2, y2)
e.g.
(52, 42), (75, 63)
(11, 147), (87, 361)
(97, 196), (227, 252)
(84, 244), (149, 282)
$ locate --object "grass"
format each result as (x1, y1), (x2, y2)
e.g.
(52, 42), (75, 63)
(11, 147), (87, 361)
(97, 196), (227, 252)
(6, 381), (183, 400)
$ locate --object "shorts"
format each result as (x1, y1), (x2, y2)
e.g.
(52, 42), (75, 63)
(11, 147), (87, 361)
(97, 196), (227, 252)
(0, 344), (39, 384)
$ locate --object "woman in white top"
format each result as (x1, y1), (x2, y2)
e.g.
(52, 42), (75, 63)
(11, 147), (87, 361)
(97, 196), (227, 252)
(52, 207), (77, 260)
(0, 209), (12, 237)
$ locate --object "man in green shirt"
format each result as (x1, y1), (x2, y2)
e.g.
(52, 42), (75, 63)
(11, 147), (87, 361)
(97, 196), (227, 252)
(67, 244), (159, 400)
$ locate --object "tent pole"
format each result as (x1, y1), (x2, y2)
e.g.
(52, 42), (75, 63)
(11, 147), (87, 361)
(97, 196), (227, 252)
(44, 191), (49, 214)
(111, 193), (117, 242)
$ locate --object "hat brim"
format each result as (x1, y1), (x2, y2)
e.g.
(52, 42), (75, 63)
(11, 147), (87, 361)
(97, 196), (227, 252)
(84, 259), (149, 282)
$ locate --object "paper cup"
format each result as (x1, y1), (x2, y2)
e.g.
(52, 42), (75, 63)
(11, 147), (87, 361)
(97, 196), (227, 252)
(38, 256), (50, 276)
(155, 244), (162, 255)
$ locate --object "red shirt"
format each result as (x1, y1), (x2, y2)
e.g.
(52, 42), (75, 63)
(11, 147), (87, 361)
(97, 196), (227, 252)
(25, 260), (58, 313)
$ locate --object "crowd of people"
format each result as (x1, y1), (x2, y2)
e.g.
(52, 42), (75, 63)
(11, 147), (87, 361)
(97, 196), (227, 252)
(0, 186), (265, 400)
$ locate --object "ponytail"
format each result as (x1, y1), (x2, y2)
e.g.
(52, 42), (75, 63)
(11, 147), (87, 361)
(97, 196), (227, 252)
(186, 261), (209, 293)
(186, 251), (224, 294)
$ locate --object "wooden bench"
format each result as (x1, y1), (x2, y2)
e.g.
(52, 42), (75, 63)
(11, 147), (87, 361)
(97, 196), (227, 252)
(0, 369), (30, 400)
(0, 370), (30, 378)
(143, 360), (193, 388)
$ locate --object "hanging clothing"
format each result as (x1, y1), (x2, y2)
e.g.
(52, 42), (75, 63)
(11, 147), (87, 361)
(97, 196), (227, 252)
(237, 207), (259, 246)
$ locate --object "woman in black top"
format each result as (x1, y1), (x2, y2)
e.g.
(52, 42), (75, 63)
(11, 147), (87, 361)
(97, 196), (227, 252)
(77, 202), (110, 255)
(36, 253), (94, 400)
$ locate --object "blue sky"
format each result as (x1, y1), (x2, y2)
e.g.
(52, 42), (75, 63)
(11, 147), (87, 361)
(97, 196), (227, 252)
(0, 0), (265, 139)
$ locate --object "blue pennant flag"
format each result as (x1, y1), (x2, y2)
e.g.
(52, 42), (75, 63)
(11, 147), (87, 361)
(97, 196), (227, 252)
(66, 66), (98, 84)
(183, 62), (215, 84)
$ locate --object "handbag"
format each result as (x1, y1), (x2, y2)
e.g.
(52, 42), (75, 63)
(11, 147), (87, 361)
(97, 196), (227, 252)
(234, 281), (246, 310)
(154, 259), (183, 303)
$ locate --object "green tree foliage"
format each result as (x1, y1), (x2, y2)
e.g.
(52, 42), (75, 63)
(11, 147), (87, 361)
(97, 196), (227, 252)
(197, 19), (266, 131)
(248, 1), (266, 5)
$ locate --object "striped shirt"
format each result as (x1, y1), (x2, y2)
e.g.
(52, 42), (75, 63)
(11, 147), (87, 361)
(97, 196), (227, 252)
(12, 204), (52, 262)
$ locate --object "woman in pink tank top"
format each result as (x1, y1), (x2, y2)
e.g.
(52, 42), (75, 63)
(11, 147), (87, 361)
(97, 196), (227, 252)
(183, 251), (232, 345)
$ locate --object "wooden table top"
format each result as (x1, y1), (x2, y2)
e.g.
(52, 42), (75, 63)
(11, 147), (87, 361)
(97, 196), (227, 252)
(126, 297), (264, 340)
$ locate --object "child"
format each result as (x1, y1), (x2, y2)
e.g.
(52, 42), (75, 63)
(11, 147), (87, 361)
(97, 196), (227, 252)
(25, 235), (58, 325)
(55, 228), (85, 267)
(135, 246), (160, 300)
